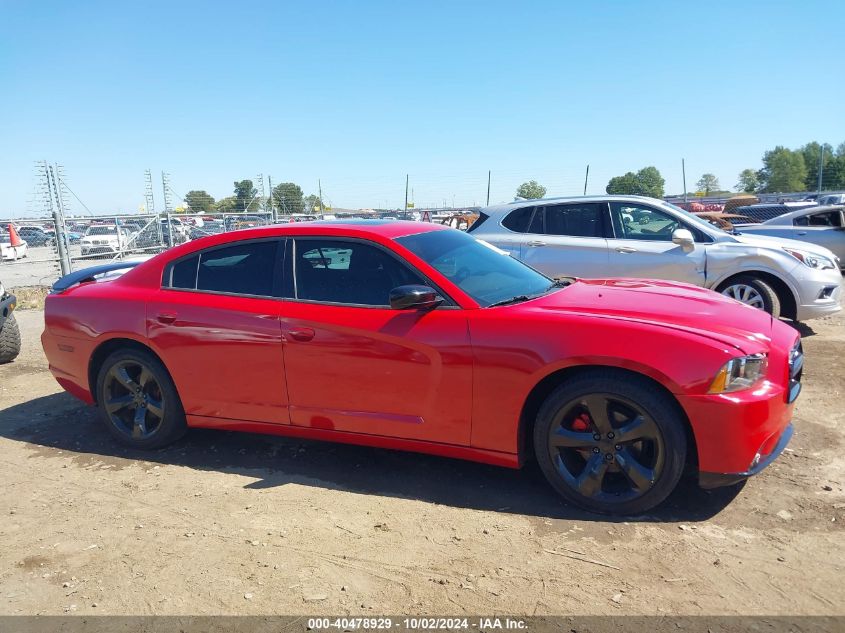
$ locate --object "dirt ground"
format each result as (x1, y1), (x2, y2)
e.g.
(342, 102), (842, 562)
(0, 305), (843, 616)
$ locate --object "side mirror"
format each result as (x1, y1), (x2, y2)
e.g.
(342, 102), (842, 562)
(389, 285), (443, 310)
(672, 228), (695, 252)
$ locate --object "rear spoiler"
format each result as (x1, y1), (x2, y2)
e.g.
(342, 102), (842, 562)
(52, 261), (144, 293)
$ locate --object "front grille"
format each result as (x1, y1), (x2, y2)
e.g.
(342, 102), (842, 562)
(787, 340), (803, 403)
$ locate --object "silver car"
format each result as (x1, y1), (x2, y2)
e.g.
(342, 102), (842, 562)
(735, 205), (844, 267)
(469, 195), (842, 321)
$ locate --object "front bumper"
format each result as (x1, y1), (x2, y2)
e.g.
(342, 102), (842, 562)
(792, 267), (842, 322)
(699, 422), (794, 488)
(0, 292), (16, 329)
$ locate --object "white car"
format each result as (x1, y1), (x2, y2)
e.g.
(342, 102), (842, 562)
(469, 195), (841, 322)
(80, 225), (131, 256)
(0, 231), (28, 261)
(736, 205), (845, 268)
(818, 193), (845, 205)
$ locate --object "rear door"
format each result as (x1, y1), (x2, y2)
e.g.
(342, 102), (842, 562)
(605, 202), (707, 286)
(519, 203), (611, 278)
(147, 238), (289, 424)
(791, 209), (845, 260)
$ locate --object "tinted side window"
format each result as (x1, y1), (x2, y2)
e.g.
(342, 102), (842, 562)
(169, 254), (199, 288)
(544, 204), (605, 237)
(294, 239), (424, 306)
(195, 240), (279, 296)
(808, 211), (842, 227)
(502, 207), (535, 233)
(793, 215), (809, 227)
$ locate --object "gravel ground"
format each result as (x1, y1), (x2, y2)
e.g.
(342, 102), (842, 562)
(0, 305), (843, 616)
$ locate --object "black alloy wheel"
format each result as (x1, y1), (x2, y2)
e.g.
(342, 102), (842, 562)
(534, 371), (687, 515)
(96, 349), (186, 449)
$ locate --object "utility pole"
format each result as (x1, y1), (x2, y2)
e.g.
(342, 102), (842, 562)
(682, 159), (688, 203)
(268, 175), (276, 222)
(162, 172), (174, 247)
(318, 179), (324, 214)
(583, 165), (590, 195)
(486, 170), (491, 206)
(817, 146), (825, 194)
(144, 169), (155, 214)
(46, 163), (71, 275)
(404, 174), (409, 215)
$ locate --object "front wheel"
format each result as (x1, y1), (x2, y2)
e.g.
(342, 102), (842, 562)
(718, 275), (780, 318)
(534, 370), (687, 515)
(95, 348), (187, 449)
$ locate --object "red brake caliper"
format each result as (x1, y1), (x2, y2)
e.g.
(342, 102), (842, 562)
(571, 413), (591, 432)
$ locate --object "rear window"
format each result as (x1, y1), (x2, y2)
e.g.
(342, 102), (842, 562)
(501, 207), (536, 232)
(169, 255), (199, 288)
(466, 212), (489, 233)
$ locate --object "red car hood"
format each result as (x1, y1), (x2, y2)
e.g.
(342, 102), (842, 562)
(524, 278), (773, 353)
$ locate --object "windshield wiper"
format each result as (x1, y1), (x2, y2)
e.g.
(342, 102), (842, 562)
(487, 295), (531, 307)
(549, 277), (574, 289)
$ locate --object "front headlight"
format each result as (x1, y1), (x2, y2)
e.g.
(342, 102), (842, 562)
(783, 248), (836, 270)
(709, 353), (768, 393)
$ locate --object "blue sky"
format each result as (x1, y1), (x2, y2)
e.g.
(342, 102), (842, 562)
(1, 0), (843, 215)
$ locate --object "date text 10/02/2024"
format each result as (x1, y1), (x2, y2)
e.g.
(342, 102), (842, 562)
(306, 618), (528, 630)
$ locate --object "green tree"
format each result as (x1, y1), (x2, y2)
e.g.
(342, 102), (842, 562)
(758, 147), (807, 192)
(606, 166), (665, 198)
(304, 193), (323, 212)
(799, 142), (835, 191)
(516, 180), (547, 199)
(272, 182), (305, 214)
(696, 173), (720, 195)
(606, 173), (640, 195)
(184, 190), (216, 212)
(233, 179), (257, 212)
(215, 196), (239, 213)
(735, 169), (760, 193)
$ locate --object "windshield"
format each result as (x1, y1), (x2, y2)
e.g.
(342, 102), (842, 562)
(395, 229), (555, 307)
(86, 226), (117, 236)
(660, 202), (727, 234)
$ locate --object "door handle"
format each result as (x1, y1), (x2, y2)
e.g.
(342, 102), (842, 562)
(796, 231), (807, 236)
(156, 312), (177, 324)
(287, 327), (315, 342)
(526, 240), (546, 247)
(615, 246), (638, 253)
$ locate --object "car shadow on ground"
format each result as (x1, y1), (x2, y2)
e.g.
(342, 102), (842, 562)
(0, 392), (744, 523)
(788, 320), (816, 338)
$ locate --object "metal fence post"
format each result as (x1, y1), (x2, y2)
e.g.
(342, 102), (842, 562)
(166, 212), (174, 248)
(52, 205), (71, 276)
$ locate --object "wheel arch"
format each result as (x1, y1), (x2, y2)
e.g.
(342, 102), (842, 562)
(712, 270), (798, 320)
(88, 337), (171, 404)
(517, 364), (698, 471)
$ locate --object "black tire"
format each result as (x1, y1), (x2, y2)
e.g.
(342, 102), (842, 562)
(718, 275), (780, 318)
(0, 313), (21, 363)
(95, 348), (187, 449)
(534, 370), (687, 515)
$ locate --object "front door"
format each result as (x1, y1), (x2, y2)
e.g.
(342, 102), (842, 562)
(147, 238), (289, 424)
(280, 237), (473, 445)
(605, 202), (706, 286)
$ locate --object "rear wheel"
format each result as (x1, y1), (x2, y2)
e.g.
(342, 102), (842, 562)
(0, 314), (21, 363)
(95, 348), (186, 449)
(718, 275), (780, 318)
(534, 371), (687, 515)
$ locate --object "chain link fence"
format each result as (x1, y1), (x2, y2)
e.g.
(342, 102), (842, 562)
(1, 212), (278, 288)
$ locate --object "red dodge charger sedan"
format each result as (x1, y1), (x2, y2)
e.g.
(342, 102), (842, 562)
(41, 220), (802, 514)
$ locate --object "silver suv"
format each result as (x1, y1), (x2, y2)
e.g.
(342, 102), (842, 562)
(469, 195), (841, 321)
